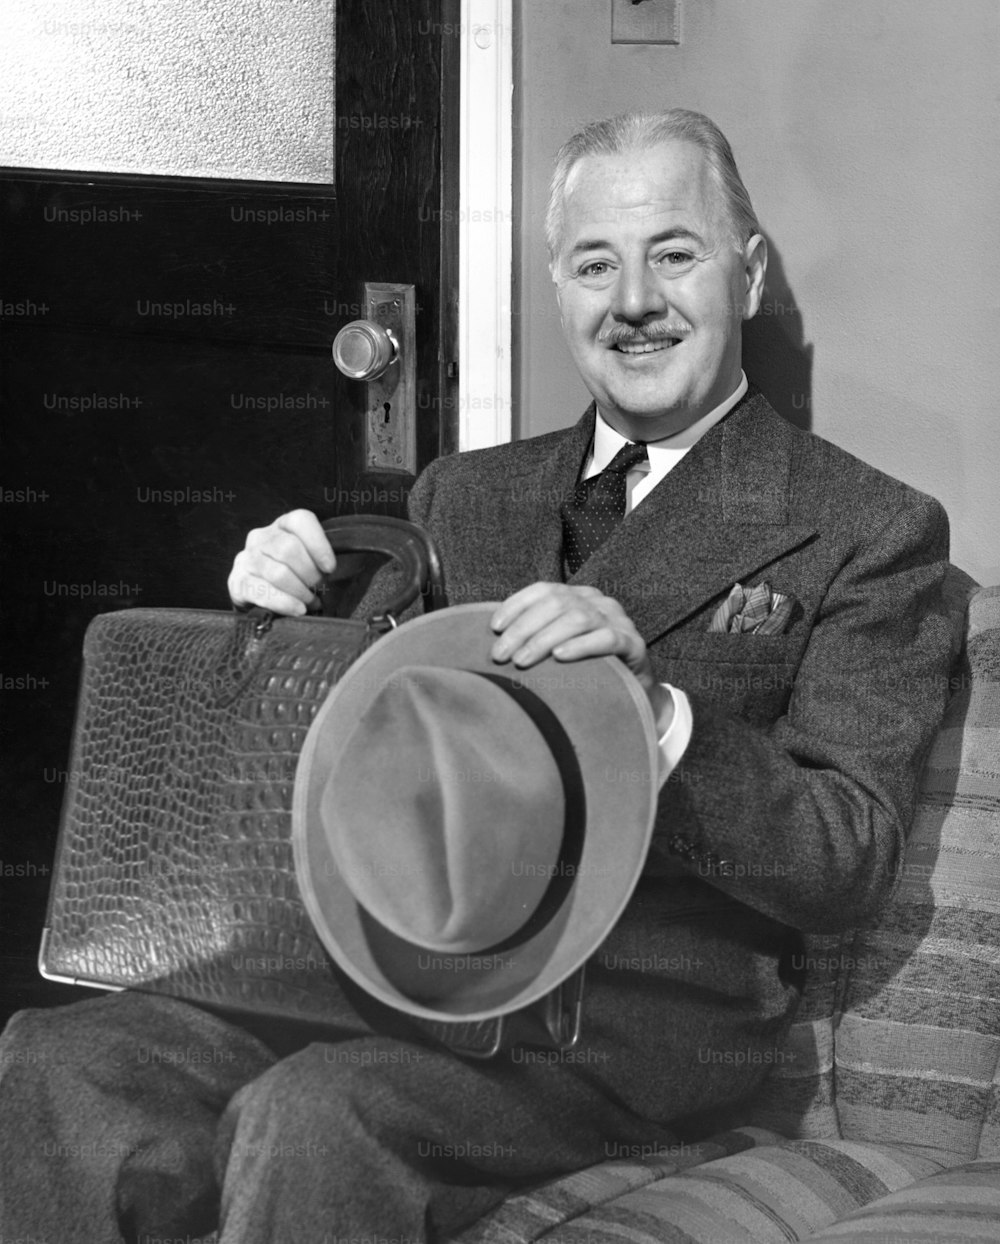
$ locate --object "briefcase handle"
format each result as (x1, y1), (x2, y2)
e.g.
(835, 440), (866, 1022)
(320, 514), (445, 627)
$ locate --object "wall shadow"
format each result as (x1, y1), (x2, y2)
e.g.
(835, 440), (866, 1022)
(742, 235), (813, 432)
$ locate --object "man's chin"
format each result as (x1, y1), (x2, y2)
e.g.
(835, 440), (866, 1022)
(598, 386), (697, 435)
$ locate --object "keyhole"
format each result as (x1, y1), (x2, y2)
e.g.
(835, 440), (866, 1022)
(383, 401), (391, 423)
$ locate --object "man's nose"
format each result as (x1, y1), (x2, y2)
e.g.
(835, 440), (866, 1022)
(610, 257), (669, 322)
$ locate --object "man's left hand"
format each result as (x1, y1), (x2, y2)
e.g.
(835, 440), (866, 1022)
(490, 582), (672, 727)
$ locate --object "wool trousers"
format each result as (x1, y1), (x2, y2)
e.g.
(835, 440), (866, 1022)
(0, 986), (688, 1244)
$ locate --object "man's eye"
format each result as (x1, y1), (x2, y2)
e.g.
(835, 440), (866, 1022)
(660, 251), (694, 266)
(579, 260), (610, 278)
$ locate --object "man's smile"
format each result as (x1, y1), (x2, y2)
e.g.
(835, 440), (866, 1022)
(612, 337), (682, 355)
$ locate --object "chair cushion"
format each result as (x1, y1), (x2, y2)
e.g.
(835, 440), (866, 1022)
(804, 1158), (1000, 1242)
(835, 586), (1000, 1159)
(468, 1132), (949, 1244)
(454, 1127), (757, 1244)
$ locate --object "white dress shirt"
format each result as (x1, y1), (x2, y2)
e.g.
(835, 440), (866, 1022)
(582, 373), (749, 786)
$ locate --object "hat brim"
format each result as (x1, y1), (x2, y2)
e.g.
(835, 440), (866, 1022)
(292, 602), (658, 1022)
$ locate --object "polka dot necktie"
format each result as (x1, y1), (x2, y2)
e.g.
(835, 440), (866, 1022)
(561, 440), (648, 577)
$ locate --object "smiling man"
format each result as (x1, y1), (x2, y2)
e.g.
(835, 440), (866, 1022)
(0, 111), (955, 1244)
(549, 129), (765, 441)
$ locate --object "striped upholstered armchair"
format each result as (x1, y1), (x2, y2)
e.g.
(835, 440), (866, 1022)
(457, 578), (999, 1244)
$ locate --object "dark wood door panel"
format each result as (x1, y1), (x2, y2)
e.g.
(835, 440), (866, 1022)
(0, 0), (461, 1026)
(2, 180), (339, 347)
(4, 330), (349, 603)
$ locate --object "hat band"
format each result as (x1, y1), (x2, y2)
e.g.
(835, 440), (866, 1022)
(457, 670), (586, 954)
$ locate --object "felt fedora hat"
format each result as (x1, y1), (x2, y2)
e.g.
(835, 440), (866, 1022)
(292, 602), (658, 1023)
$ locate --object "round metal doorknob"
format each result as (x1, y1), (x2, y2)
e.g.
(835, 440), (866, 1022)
(331, 320), (399, 381)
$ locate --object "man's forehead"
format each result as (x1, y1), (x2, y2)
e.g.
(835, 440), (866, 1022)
(561, 141), (718, 234)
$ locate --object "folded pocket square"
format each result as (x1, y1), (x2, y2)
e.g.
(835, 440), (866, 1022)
(709, 581), (796, 635)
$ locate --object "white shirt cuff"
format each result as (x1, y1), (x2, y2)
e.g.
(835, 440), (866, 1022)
(655, 684), (693, 788)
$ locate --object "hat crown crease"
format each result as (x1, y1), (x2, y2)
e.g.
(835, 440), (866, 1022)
(324, 666), (565, 953)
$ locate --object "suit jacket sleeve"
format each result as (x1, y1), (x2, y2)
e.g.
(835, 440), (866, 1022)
(650, 492), (954, 934)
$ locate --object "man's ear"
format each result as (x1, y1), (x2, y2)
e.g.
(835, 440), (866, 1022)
(741, 233), (768, 320)
(550, 259), (565, 315)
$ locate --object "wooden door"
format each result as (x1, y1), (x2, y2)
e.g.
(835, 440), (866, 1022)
(0, 0), (461, 1025)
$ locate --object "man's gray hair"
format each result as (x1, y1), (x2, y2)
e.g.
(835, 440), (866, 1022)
(545, 109), (760, 260)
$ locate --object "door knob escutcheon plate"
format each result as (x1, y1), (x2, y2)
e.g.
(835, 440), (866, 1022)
(337, 282), (417, 476)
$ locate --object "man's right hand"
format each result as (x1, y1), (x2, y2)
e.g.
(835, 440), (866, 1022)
(227, 509), (336, 616)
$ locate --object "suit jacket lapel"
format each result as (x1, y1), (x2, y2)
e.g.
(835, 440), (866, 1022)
(488, 405), (595, 588)
(569, 389), (817, 641)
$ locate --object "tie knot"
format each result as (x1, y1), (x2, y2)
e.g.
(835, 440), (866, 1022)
(605, 441), (648, 477)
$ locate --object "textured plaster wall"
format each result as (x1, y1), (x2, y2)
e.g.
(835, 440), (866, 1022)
(0, 0), (335, 183)
(514, 0), (999, 585)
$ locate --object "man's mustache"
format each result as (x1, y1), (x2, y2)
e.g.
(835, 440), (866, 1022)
(597, 322), (692, 347)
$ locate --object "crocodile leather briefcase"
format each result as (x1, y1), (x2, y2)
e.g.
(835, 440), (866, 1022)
(40, 515), (447, 1028)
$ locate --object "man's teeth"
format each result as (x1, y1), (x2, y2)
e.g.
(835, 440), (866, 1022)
(615, 339), (678, 354)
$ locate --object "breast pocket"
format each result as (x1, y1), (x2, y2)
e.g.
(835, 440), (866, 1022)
(655, 631), (804, 725)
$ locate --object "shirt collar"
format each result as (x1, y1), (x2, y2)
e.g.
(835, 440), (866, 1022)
(590, 371), (749, 472)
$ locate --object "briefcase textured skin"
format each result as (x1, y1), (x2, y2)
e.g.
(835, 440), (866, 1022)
(40, 515), (445, 1027)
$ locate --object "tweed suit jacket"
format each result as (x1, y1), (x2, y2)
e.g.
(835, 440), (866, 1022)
(358, 385), (954, 1126)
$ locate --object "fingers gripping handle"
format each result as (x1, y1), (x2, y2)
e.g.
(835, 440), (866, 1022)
(319, 514), (444, 626)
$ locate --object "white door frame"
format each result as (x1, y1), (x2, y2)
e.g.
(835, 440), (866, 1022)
(458, 0), (513, 450)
